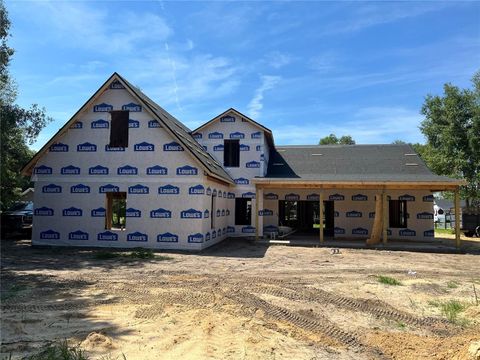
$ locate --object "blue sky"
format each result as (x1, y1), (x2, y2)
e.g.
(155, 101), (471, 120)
(6, 1), (480, 149)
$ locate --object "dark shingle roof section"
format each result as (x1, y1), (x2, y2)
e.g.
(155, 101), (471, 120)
(265, 144), (459, 183)
(117, 74), (233, 184)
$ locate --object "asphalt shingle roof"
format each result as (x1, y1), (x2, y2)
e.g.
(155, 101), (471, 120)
(265, 144), (459, 183)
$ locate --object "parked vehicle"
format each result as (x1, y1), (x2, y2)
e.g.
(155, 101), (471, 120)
(462, 207), (480, 237)
(1, 201), (33, 237)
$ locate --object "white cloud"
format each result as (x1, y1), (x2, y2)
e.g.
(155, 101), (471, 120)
(248, 75), (281, 119)
(265, 51), (293, 69)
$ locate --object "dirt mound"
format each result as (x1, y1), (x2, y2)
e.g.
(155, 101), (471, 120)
(80, 331), (114, 351)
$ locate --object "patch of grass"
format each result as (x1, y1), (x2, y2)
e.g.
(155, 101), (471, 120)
(27, 340), (89, 360)
(93, 248), (172, 261)
(428, 299), (469, 324)
(447, 281), (459, 289)
(377, 275), (402, 286)
(395, 321), (407, 330)
(435, 228), (455, 235)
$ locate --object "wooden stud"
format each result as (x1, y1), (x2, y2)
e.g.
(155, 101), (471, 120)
(255, 187), (259, 242)
(454, 189), (461, 249)
(319, 192), (324, 244)
(382, 192), (388, 244)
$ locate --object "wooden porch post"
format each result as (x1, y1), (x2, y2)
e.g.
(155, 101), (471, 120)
(454, 188), (461, 249)
(319, 192), (324, 244)
(255, 186), (260, 242)
(382, 192), (388, 244)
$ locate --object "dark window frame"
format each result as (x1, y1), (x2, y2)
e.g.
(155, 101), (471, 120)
(106, 192), (127, 230)
(389, 200), (407, 228)
(235, 198), (251, 225)
(109, 110), (129, 147)
(224, 139), (240, 167)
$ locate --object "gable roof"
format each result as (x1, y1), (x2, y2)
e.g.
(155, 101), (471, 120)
(192, 108), (274, 148)
(21, 73), (233, 184)
(261, 144), (464, 187)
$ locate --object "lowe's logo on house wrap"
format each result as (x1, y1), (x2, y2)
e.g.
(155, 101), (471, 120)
(226, 209), (230, 216)
(259, 209), (273, 216)
(212, 189), (217, 196)
(204, 209), (209, 218)
(227, 192), (235, 199)
(89, 165), (109, 175)
(42, 184), (61, 193)
(148, 120), (162, 128)
(93, 103), (113, 112)
(221, 115), (235, 122)
(307, 194), (319, 201)
(63, 207), (82, 217)
(61, 165), (80, 175)
(208, 131), (223, 139)
(164, 141), (183, 151)
(177, 165), (198, 176)
(206, 187), (212, 196)
(212, 230), (216, 239)
(216, 209), (221, 217)
(264, 225), (278, 233)
(346, 211), (362, 218)
(34, 165), (52, 175)
(285, 193), (300, 201)
(134, 142), (155, 151)
(424, 229), (434, 237)
(150, 208), (171, 218)
(189, 185), (205, 195)
(334, 211), (339, 217)
(69, 230), (88, 241)
(329, 193), (344, 201)
(34, 207), (54, 216)
(235, 178), (249, 185)
(240, 144), (250, 151)
(256, 145), (262, 151)
(218, 191), (223, 198)
(105, 145), (125, 152)
(157, 232), (179, 242)
(265, 193), (278, 200)
(251, 131), (261, 139)
(227, 226), (235, 233)
(70, 121), (82, 129)
(369, 212), (376, 219)
(400, 229), (416, 236)
(77, 142), (97, 152)
(147, 165), (168, 175)
(417, 212), (434, 220)
(230, 132), (245, 139)
(91, 119), (109, 129)
(126, 208), (141, 218)
(242, 192), (256, 198)
(221, 209), (225, 216)
(50, 143), (69, 152)
(205, 232), (211, 242)
(127, 232), (148, 242)
(122, 102), (142, 112)
(40, 230), (60, 240)
(91, 207), (106, 217)
(246, 161), (260, 168)
(399, 194), (415, 201)
(181, 208), (202, 219)
(352, 227), (368, 235)
(188, 233), (204, 243)
(129, 184), (149, 194)
(158, 185), (179, 195)
(97, 231), (118, 241)
(242, 226), (255, 233)
(109, 79), (125, 89)
(71, 184), (90, 193)
(334, 227), (345, 235)
(118, 165), (138, 175)
(213, 144), (224, 152)
(128, 119), (140, 128)
(423, 194), (434, 202)
(192, 132), (202, 139)
(352, 194), (368, 201)
(99, 184), (119, 193)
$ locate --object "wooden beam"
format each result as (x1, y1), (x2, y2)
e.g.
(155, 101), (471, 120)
(319, 192), (324, 244)
(454, 189), (461, 249)
(382, 192), (388, 244)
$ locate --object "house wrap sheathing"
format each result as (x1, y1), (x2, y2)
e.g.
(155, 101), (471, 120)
(22, 73), (463, 250)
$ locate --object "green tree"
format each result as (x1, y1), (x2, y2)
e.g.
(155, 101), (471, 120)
(319, 133), (356, 145)
(420, 71), (480, 207)
(0, 0), (51, 209)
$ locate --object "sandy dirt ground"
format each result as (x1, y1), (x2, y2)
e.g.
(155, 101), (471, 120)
(1, 237), (480, 360)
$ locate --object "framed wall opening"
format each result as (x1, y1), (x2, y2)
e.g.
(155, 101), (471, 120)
(278, 200), (334, 236)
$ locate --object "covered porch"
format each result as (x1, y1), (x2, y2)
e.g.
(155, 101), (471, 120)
(253, 179), (464, 249)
